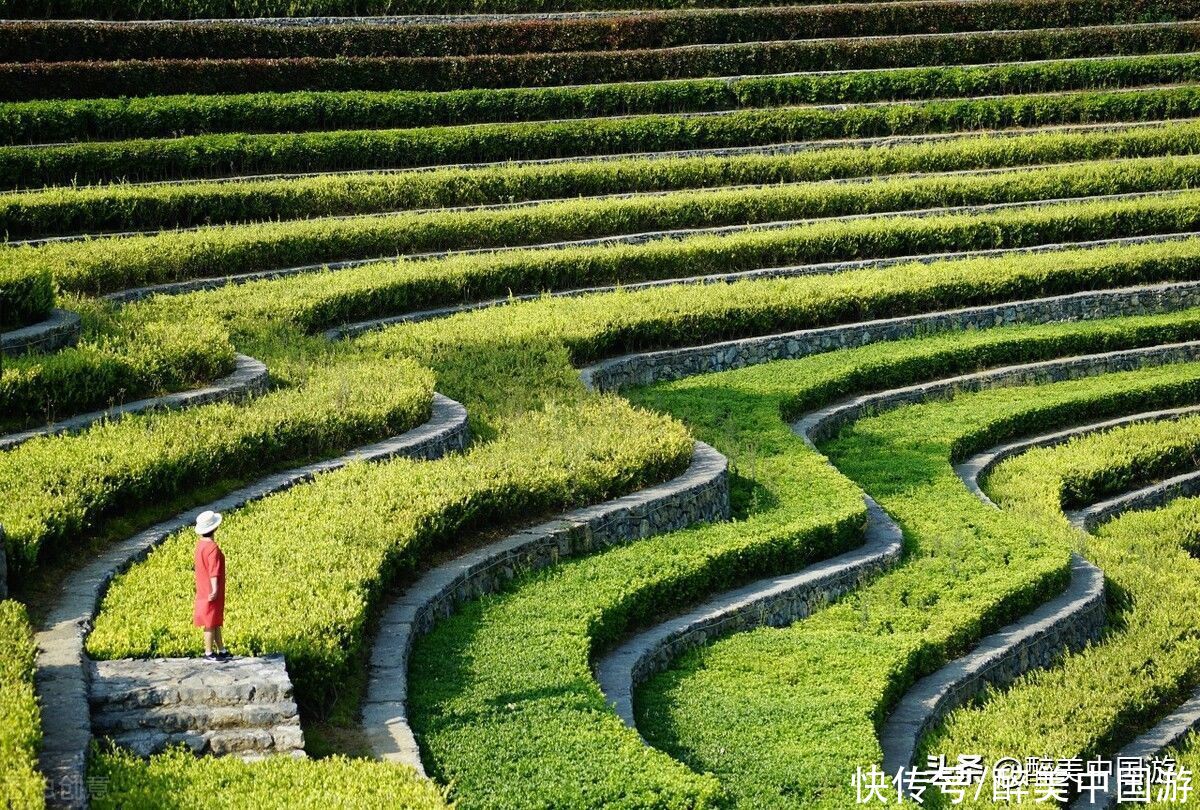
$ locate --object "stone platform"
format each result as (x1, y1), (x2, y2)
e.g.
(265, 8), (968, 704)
(89, 655), (304, 758)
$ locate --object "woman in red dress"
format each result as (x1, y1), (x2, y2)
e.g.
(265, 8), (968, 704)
(193, 510), (230, 662)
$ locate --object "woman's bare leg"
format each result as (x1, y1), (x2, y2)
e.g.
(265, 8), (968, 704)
(203, 628), (215, 655)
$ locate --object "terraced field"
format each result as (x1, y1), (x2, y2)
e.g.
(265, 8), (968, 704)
(6, 0), (1200, 806)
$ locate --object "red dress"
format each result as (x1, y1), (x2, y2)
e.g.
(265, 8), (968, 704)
(193, 539), (226, 628)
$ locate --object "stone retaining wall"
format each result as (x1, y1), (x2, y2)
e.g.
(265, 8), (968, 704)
(1070, 469), (1200, 531)
(880, 554), (1106, 776)
(584, 282), (1200, 392)
(596, 496), (901, 729)
(328, 233), (1198, 342)
(1, 308), (80, 358)
(0, 354), (268, 452)
(109, 187), (1183, 304)
(35, 393), (468, 808)
(361, 440), (730, 776)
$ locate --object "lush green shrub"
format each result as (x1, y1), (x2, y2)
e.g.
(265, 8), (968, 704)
(1, 314), (236, 427)
(2, 0), (1186, 59)
(0, 600), (42, 810)
(3, 23), (1196, 101)
(8, 85), (1200, 187)
(0, 265), (53, 331)
(7, 120), (1200, 239)
(922, 421), (1200, 807)
(409, 314), (1200, 808)
(629, 361), (1200, 809)
(85, 398), (692, 709)
(167, 195), (1200, 335)
(90, 746), (447, 809)
(0, 357), (434, 574)
(8, 53), (1200, 144)
(10, 155), (1200, 296)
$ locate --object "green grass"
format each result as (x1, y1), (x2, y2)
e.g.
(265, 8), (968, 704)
(405, 309), (1200, 808)
(633, 360), (1200, 808)
(920, 419), (1200, 807)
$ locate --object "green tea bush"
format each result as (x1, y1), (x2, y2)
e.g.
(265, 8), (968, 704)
(85, 398), (692, 708)
(2, 0), (1184, 59)
(629, 362), (1200, 809)
(0, 600), (42, 810)
(0, 357), (434, 574)
(922, 421), (1200, 806)
(11, 155), (1200, 296)
(91, 746), (447, 809)
(7, 121), (1200, 239)
(8, 53), (1199, 144)
(180, 196), (1200, 335)
(1, 315), (236, 427)
(0, 264), (53, 330)
(8, 85), (1200, 186)
(6, 23), (1198, 100)
(409, 318), (1200, 808)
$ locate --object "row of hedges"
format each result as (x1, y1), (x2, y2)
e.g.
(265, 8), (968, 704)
(630, 355), (1200, 808)
(416, 317), (1200, 808)
(0, 0), (1189, 61)
(0, 266), (53, 331)
(9, 154), (1200, 296)
(924, 419), (1200, 809)
(1, 314), (236, 428)
(8, 52), (1200, 144)
(148, 193), (1200, 336)
(7, 84), (1200, 188)
(4, 22), (1196, 100)
(0, 600), (42, 810)
(0, 357), (434, 575)
(84, 398), (693, 709)
(91, 747), (448, 810)
(84, 238), (1200, 715)
(7, 120), (1200, 239)
(0, 0), (856, 18)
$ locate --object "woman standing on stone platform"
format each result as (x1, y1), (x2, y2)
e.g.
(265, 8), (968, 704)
(194, 510), (230, 662)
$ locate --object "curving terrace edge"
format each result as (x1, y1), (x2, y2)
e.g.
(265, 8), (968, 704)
(360, 439), (730, 777)
(0, 353), (269, 452)
(35, 393), (469, 808)
(955, 408), (1200, 809)
(0, 308), (81, 358)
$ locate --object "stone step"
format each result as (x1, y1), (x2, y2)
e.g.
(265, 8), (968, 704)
(89, 655), (295, 710)
(108, 723), (306, 758)
(88, 655), (306, 760)
(93, 700), (298, 735)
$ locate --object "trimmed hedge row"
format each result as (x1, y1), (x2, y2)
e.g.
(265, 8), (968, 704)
(630, 359), (1200, 809)
(405, 309), (1200, 808)
(0, 356), (434, 574)
(0, 0), (1189, 61)
(92, 747), (448, 810)
(3, 22), (1197, 100)
(12, 155), (1200, 296)
(1, 313), (236, 428)
(7, 85), (1200, 188)
(0, 0), (857, 17)
(84, 398), (692, 710)
(923, 420), (1200, 808)
(0, 264), (53, 331)
(7, 120), (1200, 239)
(0, 600), (42, 810)
(9, 53), (1200, 145)
(159, 194), (1200, 336)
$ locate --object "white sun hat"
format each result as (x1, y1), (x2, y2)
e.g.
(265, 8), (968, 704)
(195, 510), (223, 536)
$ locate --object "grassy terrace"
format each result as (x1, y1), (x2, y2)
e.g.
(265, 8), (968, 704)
(6, 0), (1200, 806)
(631, 362), (1200, 808)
